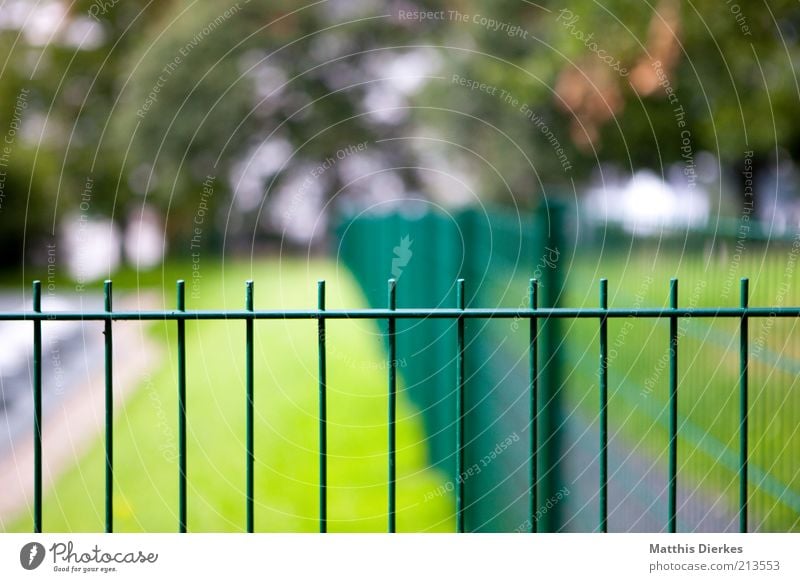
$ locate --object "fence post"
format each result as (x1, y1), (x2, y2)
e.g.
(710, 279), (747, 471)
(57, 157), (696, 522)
(534, 199), (565, 532)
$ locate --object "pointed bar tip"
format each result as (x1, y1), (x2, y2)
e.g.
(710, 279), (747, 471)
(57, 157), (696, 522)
(740, 278), (749, 308)
(529, 278), (538, 308)
(669, 278), (678, 308)
(317, 280), (326, 310)
(32, 280), (41, 311)
(600, 278), (608, 309)
(245, 280), (254, 310)
(176, 280), (185, 310)
(104, 280), (112, 311)
(388, 278), (397, 309)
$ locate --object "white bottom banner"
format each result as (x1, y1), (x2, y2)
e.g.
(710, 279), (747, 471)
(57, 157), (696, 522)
(1, 533), (797, 581)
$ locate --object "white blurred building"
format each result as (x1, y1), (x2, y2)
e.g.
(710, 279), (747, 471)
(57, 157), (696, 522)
(585, 169), (710, 234)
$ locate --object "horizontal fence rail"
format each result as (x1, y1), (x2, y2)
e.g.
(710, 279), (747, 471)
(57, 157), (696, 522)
(7, 277), (798, 533)
(7, 307), (800, 321)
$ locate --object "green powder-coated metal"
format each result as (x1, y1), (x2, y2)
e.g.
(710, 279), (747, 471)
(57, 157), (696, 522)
(739, 278), (749, 533)
(15, 276), (800, 533)
(456, 278), (466, 533)
(529, 278), (539, 533)
(5, 307), (800, 321)
(32, 281), (42, 534)
(668, 279), (678, 533)
(599, 279), (608, 533)
(317, 280), (327, 533)
(387, 278), (397, 533)
(104, 280), (114, 533)
(177, 280), (187, 533)
(246, 280), (255, 533)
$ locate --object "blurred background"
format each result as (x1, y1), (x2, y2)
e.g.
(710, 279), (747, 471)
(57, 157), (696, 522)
(0, 0), (798, 532)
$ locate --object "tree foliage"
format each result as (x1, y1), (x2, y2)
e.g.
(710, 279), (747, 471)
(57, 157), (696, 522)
(2, 0), (800, 267)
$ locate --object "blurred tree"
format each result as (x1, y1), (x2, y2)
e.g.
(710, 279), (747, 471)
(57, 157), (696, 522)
(0, 0), (165, 268)
(3, 0), (800, 270)
(111, 0), (447, 252)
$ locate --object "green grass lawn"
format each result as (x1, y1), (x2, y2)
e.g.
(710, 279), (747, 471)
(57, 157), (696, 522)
(493, 246), (800, 531)
(9, 259), (454, 532)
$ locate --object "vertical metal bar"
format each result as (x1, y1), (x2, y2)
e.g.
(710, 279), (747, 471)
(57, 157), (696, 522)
(529, 278), (538, 533)
(245, 280), (254, 533)
(32, 280), (42, 534)
(387, 278), (397, 533)
(599, 278), (608, 533)
(317, 280), (327, 533)
(104, 280), (114, 533)
(668, 278), (679, 533)
(177, 280), (187, 533)
(739, 278), (749, 533)
(456, 278), (466, 533)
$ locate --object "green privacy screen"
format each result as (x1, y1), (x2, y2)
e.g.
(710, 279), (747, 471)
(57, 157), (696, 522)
(335, 204), (567, 532)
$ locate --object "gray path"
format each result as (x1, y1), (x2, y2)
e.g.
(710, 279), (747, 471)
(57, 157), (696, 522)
(0, 292), (160, 527)
(560, 406), (737, 532)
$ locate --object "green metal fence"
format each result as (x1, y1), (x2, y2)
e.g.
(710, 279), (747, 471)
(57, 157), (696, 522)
(574, 208), (800, 532)
(334, 200), (800, 532)
(336, 203), (569, 532)
(8, 274), (800, 533)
